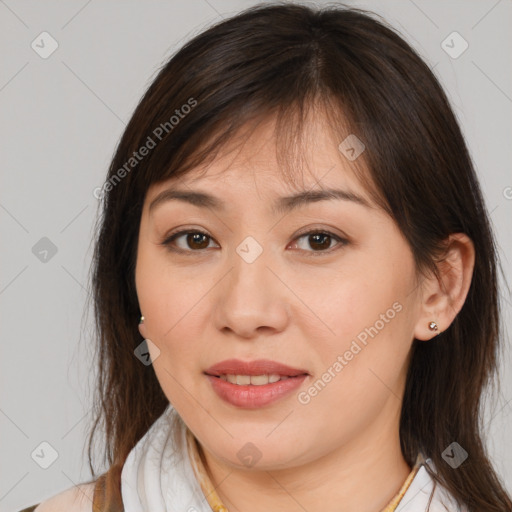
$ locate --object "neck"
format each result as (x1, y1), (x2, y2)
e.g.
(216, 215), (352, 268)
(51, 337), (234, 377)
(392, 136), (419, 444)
(199, 402), (412, 512)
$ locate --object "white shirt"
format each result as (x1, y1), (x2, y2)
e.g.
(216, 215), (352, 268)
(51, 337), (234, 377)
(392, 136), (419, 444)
(396, 462), (466, 511)
(31, 457), (465, 512)
(30, 403), (466, 512)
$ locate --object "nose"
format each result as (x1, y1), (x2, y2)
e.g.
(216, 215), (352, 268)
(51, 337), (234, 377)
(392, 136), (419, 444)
(212, 241), (290, 339)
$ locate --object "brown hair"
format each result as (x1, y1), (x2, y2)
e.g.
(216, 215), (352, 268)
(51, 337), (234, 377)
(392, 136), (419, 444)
(84, 3), (511, 510)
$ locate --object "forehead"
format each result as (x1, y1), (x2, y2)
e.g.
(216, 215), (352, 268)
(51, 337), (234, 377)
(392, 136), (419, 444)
(145, 112), (374, 208)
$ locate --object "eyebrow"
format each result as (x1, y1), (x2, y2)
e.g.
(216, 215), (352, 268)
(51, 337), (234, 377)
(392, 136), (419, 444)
(148, 187), (372, 215)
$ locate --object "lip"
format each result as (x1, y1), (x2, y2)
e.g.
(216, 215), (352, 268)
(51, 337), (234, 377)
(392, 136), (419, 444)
(204, 358), (310, 409)
(205, 374), (308, 408)
(204, 358), (309, 377)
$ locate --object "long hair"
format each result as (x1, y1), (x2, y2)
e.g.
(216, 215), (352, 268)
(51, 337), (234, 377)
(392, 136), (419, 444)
(85, 3), (511, 510)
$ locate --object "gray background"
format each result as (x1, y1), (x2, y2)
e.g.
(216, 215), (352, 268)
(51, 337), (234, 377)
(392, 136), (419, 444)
(1, 0), (511, 510)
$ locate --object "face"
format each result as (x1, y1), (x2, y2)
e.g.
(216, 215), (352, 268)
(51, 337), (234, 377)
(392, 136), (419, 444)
(135, 115), (423, 471)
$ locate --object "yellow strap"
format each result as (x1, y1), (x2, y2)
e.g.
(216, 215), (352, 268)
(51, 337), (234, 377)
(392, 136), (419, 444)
(186, 427), (423, 512)
(186, 428), (229, 512)
(380, 454), (423, 511)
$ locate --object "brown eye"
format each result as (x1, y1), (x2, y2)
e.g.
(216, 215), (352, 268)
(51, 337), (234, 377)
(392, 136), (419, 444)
(162, 230), (217, 253)
(307, 233), (333, 251)
(291, 230), (346, 254)
(161, 228), (347, 257)
(185, 232), (210, 250)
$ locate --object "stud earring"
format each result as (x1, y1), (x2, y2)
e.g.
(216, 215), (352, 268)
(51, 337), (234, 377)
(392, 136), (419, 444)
(428, 321), (438, 331)
(139, 315), (145, 325)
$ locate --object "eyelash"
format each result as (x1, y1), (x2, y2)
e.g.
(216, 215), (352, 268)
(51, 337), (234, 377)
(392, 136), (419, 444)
(160, 228), (348, 257)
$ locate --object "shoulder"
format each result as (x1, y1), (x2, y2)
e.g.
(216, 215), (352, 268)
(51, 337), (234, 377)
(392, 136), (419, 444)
(26, 481), (96, 512)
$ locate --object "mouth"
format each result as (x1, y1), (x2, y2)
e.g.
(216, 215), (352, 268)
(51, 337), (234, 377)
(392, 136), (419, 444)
(204, 372), (309, 409)
(204, 358), (309, 380)
(203, 358), (310, 408)
(204, 373), (308, 386)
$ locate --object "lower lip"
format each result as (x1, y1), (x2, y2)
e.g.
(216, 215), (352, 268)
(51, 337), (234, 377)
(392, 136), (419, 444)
(205, 374), (308, 409)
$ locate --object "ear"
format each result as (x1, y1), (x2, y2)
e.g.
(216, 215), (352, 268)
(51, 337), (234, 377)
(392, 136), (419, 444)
(138, 316), (147, 338)
(413, 233), (475, 341)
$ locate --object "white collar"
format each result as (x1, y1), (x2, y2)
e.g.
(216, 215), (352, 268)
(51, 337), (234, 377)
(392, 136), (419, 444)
(121, 404), (211, 512)
(120, 403), (464, 512)
(397, 460), (465, 511)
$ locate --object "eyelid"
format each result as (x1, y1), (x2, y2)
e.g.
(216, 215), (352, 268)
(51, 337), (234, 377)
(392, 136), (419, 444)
(160, 226), (349, 256)
(160, 227), (218, 254)
(289, 229), (348, 256)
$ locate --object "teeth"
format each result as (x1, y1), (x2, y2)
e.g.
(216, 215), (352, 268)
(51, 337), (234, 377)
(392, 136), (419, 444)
(236, 375), (251, 385)
(219, 374), (288, 385)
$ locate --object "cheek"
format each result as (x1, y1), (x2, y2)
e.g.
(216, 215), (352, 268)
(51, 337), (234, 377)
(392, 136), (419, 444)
(311, 259), (414, 394)
(320, 269), (403, 345)
(299, 297), (411, 439)
(136, 265), (209, 408)
(135, 249), (212, 369)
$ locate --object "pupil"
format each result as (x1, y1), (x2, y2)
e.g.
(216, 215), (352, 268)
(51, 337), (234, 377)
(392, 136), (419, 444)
(189, 233), (209, 249)
(310, 233), (330, 250)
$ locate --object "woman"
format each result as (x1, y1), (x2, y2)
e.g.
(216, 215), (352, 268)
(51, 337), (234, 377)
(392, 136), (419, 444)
(21, 3), (511, 511)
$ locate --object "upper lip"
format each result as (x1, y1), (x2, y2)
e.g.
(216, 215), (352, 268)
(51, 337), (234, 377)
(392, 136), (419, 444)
(204, 359), (309, 377)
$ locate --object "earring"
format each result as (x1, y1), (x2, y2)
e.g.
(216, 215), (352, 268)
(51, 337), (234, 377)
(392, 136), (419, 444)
(139, 315), (145, 325)
(428, 321), (438, 331)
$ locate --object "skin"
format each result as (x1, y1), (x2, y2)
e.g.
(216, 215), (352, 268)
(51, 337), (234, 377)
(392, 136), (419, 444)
(135, 114), (475, 512)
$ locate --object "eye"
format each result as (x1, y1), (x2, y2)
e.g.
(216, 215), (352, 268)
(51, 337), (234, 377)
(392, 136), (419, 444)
(161, 229), (218, 254)
(160, 228), (348, 256)
(289, 229), (347, 256)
